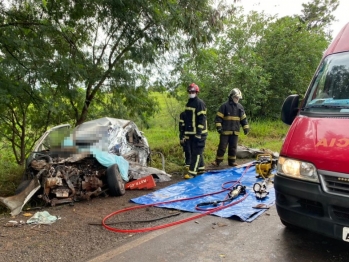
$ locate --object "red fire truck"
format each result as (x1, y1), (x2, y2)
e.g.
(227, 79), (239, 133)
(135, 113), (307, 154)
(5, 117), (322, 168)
(275, 22), (349, 242)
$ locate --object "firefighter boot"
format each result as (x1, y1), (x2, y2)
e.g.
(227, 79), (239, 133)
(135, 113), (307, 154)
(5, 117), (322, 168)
(211, 160), (221, 167)
(197, 166), (205, 175)
(184, 173), (195, 179)
(228, 161), (238, 167)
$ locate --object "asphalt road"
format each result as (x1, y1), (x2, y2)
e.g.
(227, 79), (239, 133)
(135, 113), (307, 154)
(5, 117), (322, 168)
(87, 205), (349, 262)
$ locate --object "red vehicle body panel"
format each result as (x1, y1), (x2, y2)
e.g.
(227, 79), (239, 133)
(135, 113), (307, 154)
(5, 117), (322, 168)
(281, 116), (349, 173)
(324, 22), (349, 57)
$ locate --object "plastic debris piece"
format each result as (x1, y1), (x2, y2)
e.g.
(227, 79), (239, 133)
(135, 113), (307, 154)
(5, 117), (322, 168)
(26, 211), (59, 225)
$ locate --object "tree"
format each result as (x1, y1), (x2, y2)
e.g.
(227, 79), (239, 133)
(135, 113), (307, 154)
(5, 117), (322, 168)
(172, 8), (330, 122)
(0, 81), (52, 165)
(172, 10), (273, 123)
(255, 16), (329, 118)
(299, 0), (339, 32)
(0, 0), (235, 164)
(0, 1), (79, 164)
(1, 0), (234, 125)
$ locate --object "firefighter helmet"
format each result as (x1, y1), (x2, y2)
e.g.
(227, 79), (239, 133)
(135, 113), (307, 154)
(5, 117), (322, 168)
(228, 88), (242, 99)
(187, 83), (200, 93)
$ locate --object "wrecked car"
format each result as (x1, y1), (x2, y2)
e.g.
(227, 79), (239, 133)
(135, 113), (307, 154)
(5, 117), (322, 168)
(0, 117), (170, 216)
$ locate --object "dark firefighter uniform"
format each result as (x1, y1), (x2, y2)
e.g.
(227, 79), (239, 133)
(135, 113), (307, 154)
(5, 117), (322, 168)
(179, 111), (191, 169)
(184, 97), (208, 177)
(214, 100), (249, 166)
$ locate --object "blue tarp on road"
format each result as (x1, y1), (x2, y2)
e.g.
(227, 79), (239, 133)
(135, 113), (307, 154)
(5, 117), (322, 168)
(131, 162), (275, 222)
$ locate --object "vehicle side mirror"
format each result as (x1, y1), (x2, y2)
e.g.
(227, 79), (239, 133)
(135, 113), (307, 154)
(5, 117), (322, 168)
(281, 95), (300, 125)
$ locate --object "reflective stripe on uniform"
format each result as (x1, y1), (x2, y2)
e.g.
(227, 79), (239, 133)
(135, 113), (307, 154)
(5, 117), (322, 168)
(221, 131), (240, 135)
(223, 116), (240, 121)
(217, 112), (224, 118)
(189, 154), (201, 175)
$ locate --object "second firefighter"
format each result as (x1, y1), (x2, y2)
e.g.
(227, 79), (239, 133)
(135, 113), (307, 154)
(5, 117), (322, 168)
(212, 88), (249, 167)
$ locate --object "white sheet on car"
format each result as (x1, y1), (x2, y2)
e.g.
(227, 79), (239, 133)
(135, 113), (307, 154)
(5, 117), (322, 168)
(90, 147), (130, 182)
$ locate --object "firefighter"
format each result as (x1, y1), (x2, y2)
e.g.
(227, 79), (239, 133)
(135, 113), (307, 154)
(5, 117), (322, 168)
(179, 111), (191, 170)
(211, 88), (249, 167)
(183, 83), (208, 179)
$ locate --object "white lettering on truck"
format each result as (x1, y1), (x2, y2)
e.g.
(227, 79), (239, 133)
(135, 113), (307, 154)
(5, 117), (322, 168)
(315, 138), (349, 147)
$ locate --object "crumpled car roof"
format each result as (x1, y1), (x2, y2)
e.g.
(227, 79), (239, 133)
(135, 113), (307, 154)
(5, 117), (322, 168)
(74, 117), (132, 146)
(61, 117), (149, 165)
(74, 118), (170, 182)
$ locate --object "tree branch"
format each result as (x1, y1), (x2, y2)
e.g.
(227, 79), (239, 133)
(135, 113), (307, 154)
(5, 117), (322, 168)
(0, 22), (46, 28)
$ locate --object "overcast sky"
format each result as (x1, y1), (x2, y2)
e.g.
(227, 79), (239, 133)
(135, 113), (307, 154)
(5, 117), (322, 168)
(233, 0), (348, 38)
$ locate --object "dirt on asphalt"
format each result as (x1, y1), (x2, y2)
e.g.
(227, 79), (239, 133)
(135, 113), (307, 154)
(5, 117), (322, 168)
(0, 160), (252, 262)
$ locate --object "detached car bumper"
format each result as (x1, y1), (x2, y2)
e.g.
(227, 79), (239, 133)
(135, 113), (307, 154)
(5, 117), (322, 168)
(274, 174), (349, 241)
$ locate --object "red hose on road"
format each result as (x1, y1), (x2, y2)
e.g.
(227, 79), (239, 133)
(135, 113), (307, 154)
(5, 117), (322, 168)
(102, 163), (254, 234)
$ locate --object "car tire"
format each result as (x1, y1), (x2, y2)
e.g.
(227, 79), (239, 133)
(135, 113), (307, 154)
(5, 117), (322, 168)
(106, 164), (126, 196)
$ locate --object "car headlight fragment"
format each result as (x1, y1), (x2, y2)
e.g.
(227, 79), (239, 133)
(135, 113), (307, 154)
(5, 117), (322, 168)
(277, 156), (319, 183)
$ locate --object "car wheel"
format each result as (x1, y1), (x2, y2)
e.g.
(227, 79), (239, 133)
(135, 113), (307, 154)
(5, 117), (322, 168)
(106, 164), (125, 196)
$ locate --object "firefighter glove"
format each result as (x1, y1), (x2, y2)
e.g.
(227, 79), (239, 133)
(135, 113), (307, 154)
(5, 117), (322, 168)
(244, 128), (249, 135)
(180, 138), (185, 146)
(217, 127), (222, 134)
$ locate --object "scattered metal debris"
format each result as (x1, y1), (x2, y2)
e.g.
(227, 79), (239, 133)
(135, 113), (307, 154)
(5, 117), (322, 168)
(252, 204), (270, 209)
(236, 146), (279, 159)
(4, 220), (25, 227)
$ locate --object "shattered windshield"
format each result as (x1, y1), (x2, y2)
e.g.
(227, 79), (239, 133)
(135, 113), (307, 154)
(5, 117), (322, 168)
(304, 52), (349, 113)
(34, 124), (71, 152)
